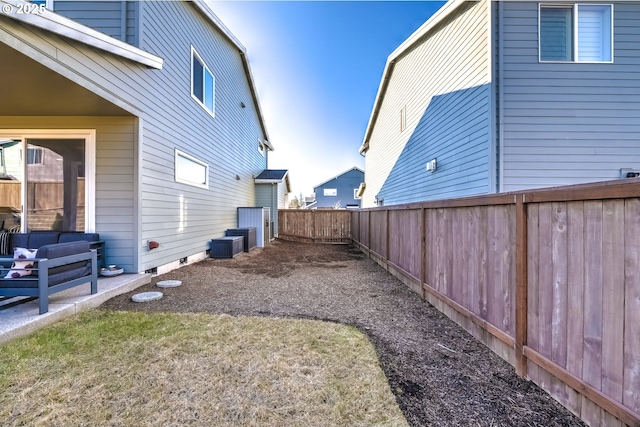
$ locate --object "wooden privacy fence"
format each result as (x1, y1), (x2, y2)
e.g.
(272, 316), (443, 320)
(278, 209), (351, 243)
(351, 179), (640, 427)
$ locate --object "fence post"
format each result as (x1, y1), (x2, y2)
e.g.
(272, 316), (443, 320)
(421, 207), (426, 300)
(385, 209), (390, 262)
(515, 194), (528, 378)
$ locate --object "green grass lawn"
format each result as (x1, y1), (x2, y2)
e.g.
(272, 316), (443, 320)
(0, 310), (407, 427)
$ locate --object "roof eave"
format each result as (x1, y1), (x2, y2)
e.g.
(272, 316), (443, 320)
(1, 0), (164, 69)
(192, 0), (271, 146)
(360, 0), (466, 147)
(312, 166), (364, 190)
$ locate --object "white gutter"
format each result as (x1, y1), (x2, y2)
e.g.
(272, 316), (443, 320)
(0, 0), (164, 69)
(359, 0), (466, 154)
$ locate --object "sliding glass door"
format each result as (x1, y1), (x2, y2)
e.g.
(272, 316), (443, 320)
(0, 131), (95, 233)
(26, 139), (85, 231)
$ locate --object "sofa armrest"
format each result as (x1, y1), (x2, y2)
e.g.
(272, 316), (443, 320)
(89, 240), (105, 269)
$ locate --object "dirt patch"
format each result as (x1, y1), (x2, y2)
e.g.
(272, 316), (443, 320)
(102, 240), (585, 427)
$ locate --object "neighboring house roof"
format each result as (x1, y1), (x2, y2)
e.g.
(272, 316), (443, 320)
(313, 167), (364, 190)
(0, 0), (273, 149)
(0, 0), (164, 69)
(255, 169), (291, 192)
(359, 0), (466, 154)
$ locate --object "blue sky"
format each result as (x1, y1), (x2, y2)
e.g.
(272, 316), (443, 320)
(208, 1), (446, 199)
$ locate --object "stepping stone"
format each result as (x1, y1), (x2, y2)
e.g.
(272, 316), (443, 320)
(132, 291), (163, 303)
(156, 280), (182, 288)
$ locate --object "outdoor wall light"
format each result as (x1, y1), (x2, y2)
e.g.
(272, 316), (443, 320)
(148, 240), (160, 250)
(426, 158), (437, 173)
(240, 102), (246, 108)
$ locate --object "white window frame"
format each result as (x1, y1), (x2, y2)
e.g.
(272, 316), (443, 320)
(323, 188), (337, 197)
(175, 149), (209, 189)
(539, 3), (614, 64)
(191, 46), (215, 117)
(27, 146), (44, 165)
(0, 129), (96, 233)
(257, 138), (265, 157)
(353, 189), (361, 200)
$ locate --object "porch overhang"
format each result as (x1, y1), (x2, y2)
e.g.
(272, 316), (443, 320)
(0, 0), (163, 69)
(0, 41), (132, 116)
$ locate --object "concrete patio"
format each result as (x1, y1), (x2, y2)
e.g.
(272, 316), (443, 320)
(0, 273), (150, 345)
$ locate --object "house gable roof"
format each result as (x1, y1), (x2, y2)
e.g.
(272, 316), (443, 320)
(0, 0), (272, 147)
(359, 0), (466, 154)
(313, 167), (364, 190)
(0, 0), (164, 69)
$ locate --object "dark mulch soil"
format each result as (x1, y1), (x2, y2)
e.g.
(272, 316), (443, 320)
(102, 240), (585, 427)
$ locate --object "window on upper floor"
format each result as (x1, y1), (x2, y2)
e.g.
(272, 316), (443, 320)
(353, 189), (361, 200)
(539, 4), (613, 63)
(27, 147), (43, 165)
(323, 188), (337, 197)
(191, 47), (215, 116)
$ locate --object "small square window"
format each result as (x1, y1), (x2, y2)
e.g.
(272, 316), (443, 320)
(539, 4), (613, 63)
(27, 147), (43, 165)
(191, 47), (215, 116)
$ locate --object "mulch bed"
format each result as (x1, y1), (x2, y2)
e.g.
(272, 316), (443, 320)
(101, 239), (585, 427)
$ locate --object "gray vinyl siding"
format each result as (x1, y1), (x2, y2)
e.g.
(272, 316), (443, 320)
(363, 0), (492, 207)
(0, 116), (138, 272)
(53, 1), (138, 44)
(136, 1), (266, 270)
(500, 2), (640, 191)
(255, 184), (279, 235)
(1, 1), (267, 272)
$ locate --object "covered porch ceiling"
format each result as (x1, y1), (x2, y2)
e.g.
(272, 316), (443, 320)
(0, 42), (131, 116)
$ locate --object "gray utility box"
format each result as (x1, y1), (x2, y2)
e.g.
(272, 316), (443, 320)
(210, 236), (243, 259)
(237, 207), (271, 248)
(225, 227), (256, 252)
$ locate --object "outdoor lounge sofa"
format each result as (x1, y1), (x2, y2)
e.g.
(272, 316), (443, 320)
(4, 231), (105, 269)
(0, 241), (98, 314)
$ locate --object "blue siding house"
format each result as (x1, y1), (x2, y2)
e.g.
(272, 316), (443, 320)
(0, 0), (276, 274)
(360, 0), (640, 207)
(312, 167), (364, 209)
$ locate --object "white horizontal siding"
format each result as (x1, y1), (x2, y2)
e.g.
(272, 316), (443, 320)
(363, 0), (491, 207)
(501, 2), (640, 191)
